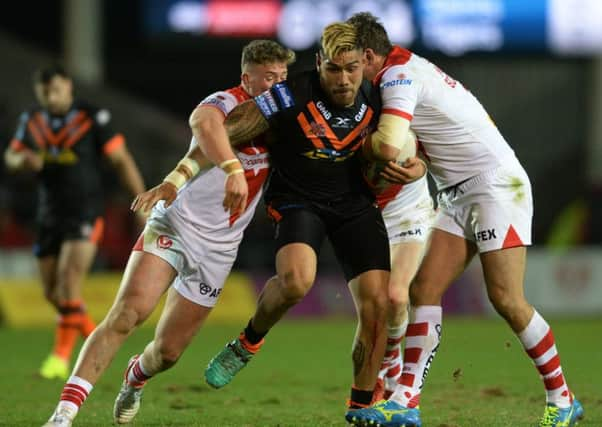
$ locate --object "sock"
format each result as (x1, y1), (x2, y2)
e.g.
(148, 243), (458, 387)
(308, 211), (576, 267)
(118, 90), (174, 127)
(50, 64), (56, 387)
(241, 319), (266, 351)
(53, 302), (84, 361)
(390, 305), (442, 408)
(126, 356), (152, 388)
(383, 319), (408, 393)
(348, 386), (374, 409)
(518, 310), (572, 408)
(57, 375), (93, 414)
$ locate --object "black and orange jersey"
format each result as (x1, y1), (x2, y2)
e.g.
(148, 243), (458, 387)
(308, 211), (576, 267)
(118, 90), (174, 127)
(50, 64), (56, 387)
(256, 70), (380, 202)
(9, 100), (124, 223)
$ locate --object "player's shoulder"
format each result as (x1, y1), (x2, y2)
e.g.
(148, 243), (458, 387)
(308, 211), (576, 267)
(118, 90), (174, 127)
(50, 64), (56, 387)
(200, 85), (248, 112)
(73, 99), (113, 125)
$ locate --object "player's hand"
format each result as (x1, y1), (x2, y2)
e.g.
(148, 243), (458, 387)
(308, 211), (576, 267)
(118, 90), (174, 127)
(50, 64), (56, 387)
(381, 156), (427, 184)
(223, 172), (248, 215)
(130, 182), (178, 214)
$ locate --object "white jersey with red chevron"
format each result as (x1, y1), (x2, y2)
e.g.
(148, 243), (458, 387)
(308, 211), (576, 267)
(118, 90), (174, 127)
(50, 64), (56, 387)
(153, 85), (269, 252)
(375, 46), (520, 190)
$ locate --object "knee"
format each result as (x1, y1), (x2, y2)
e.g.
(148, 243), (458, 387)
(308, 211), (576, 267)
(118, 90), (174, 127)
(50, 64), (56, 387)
(105, 303), (144, 335)
(278, 268), (314, 305)
(389, 285), (409, 313)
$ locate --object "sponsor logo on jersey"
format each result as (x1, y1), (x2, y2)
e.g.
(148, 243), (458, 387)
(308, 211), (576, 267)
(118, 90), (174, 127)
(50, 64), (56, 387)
(96, 109), (111, 125)
(355, 103), (368, 122)
(315, 101), (332, 120)
(237, 151), (270, 174)
(255, 91), (279, 118)
(474, 229), (497, 242)
(80, 223), (92, 238)
(201, 97), (228, 113)
(273, 82), (294, 108)
(381, 79), (413, 89)
(199, 282), (222, 298)
(332, 117), (352, 128)
(156, 235), (173, 249)
(302, 148), (355, 162)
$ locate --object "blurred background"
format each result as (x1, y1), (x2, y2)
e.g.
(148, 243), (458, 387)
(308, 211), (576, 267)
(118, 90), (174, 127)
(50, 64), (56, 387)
(0, 0), (601, 326)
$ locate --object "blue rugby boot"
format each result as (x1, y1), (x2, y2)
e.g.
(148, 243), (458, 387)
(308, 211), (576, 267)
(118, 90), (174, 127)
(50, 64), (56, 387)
(539, 396), (584, 427)
(346, 400), (422, 427)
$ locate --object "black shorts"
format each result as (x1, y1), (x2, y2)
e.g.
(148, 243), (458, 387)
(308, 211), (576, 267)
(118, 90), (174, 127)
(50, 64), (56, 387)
(34, 216), (105, 258)
(266, 195), (390, 281)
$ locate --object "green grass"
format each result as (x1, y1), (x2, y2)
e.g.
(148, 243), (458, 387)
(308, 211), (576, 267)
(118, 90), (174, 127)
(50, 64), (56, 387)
(0, 317), (600, 426)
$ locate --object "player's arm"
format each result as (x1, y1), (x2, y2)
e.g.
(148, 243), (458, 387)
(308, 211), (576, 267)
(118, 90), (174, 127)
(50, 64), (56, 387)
(189, 104), (248, 215)
(105, 139), (146, 198)
(363, 113), (412, 162)
(223, 99), (270, 146)
(130, 144), (212, 214)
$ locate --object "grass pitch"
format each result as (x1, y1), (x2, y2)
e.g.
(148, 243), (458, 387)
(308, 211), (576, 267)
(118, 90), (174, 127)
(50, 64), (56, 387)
(0, 317), (600, 426)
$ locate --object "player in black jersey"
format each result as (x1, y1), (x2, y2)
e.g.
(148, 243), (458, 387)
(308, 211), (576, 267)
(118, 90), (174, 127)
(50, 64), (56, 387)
(205, 23), (390, 413)
(3, 65), (146, 380)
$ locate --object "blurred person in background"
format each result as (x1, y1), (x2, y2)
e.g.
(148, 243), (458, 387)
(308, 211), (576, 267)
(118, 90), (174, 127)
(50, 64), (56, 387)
(42, 40), (293, 427)
(3, 64), (146, 381)
(345, 12), (583, 427)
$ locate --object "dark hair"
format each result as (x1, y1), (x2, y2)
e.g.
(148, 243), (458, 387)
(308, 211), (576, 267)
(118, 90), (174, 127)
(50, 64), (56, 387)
(241, 40), (296, 71)
(32, 64), (70, 85)
(347, 12), (393, 56)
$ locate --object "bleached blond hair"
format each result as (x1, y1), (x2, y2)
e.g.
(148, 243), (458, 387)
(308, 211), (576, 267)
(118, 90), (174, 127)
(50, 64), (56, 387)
(319, 22), (360, 60)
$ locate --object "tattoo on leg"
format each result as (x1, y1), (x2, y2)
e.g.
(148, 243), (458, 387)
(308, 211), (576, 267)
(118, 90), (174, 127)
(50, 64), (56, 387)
(352, 341), (366, 376)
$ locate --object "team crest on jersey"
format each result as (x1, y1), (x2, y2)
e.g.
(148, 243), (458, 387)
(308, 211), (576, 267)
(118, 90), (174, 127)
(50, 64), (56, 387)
(156, 235), (173, 249)
(309, 121), (326, 137)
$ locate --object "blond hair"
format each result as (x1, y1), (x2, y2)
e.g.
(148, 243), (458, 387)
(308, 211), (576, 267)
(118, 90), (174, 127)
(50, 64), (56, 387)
(241, 40), (296, 71)
(319, 22), (360, 60)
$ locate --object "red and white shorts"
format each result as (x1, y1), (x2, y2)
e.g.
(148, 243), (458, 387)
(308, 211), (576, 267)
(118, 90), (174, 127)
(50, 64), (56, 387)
(135, 214), (239, 308)
(434, 164), (533, 253)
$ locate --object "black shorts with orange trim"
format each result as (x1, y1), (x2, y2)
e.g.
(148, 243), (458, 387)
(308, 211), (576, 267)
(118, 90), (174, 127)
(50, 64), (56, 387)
(266, 194), (390, 281)
(33, 216), (105, 257)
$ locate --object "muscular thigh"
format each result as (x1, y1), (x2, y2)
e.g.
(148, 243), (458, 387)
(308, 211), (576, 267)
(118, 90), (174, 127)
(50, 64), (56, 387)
(411, 228), (477, 305)
(329, 203), (390, 282)
(154, 287), (211, 350)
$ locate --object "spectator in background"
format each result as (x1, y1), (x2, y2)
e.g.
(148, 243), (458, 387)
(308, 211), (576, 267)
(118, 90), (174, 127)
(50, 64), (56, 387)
(3, 64), (146, 380)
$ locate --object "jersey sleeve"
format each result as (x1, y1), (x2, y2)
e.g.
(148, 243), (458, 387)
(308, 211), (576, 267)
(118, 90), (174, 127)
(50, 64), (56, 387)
(10, 112), (36, 152)
(93, 108), (125, 155)
(199, 90), (239, 116)
(379, 65), (421, 121)
(253, 82), (295, 121)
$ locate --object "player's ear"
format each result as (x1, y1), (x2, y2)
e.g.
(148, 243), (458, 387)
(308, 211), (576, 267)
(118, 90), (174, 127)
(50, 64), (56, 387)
(364, 48), (375, 65)
(315, 53), (321, 72)
(241, 72), (249, 87)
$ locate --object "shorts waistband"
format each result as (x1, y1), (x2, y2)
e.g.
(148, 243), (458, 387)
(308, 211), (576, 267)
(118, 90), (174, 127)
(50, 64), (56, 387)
(440, 166), (503, 197)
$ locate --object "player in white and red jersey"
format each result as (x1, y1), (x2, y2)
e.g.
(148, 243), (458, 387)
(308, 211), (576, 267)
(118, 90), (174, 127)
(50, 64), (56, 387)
(351, 131), (435, 402)
(346, 13), (583, 427)
(42, 40), (295, 427)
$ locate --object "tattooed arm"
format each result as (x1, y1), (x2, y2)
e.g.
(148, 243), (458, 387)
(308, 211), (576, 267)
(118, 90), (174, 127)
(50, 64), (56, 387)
(224, 99), (271, 147)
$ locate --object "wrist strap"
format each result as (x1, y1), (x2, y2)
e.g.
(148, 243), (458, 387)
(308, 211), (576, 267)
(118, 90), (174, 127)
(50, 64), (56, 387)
(226, 168), (245, 177)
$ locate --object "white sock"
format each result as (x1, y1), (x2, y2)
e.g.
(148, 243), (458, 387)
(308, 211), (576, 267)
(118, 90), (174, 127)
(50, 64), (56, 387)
(390, 305), (442, 408)
(518, 310), (571, 408)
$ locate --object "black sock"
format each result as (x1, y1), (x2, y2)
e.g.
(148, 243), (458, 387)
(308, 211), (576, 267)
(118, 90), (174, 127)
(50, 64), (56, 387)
(243, 319), (267, 345)
(349, 387), (374, 408)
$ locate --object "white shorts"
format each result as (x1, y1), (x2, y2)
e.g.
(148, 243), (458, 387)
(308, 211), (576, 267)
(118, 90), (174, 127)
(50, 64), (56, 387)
(434, 164), (533, 253)
(382, 181), (435, 245)
(136, 215), (239, 308)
